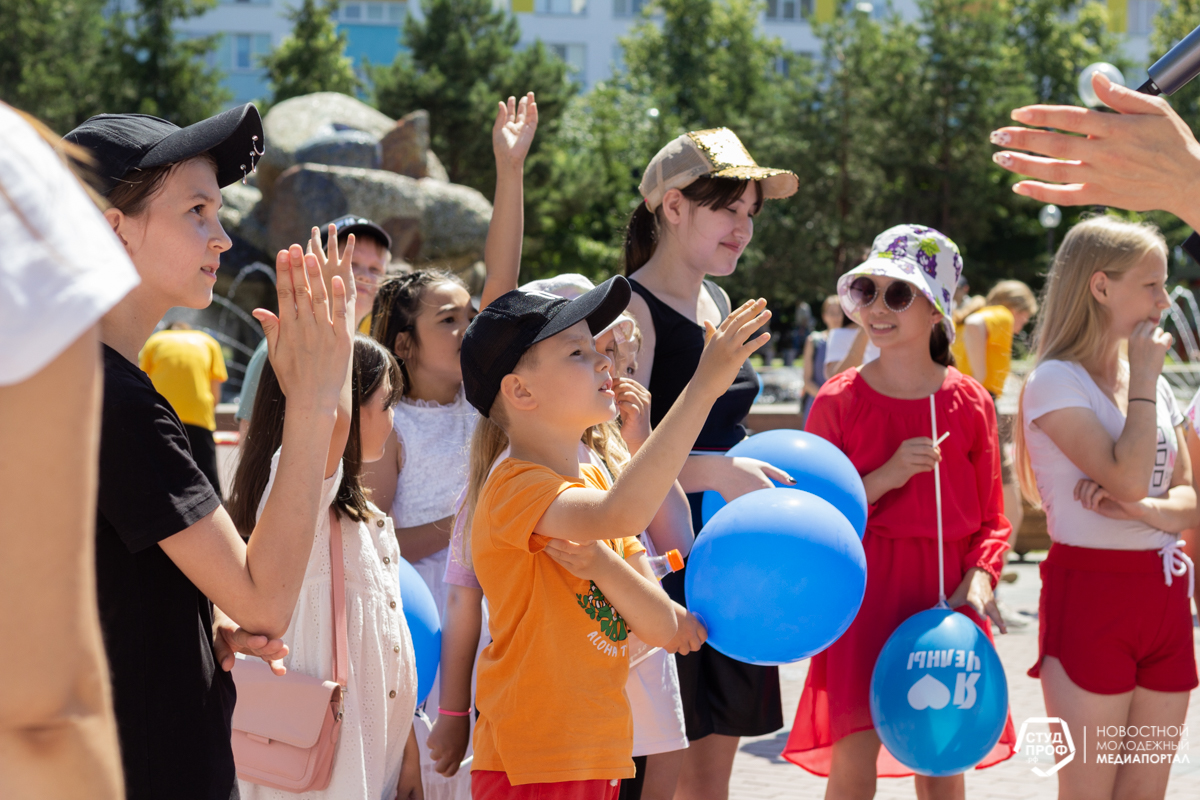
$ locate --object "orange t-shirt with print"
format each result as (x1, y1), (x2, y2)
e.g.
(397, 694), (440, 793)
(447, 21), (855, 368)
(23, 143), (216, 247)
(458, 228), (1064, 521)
(471, 458), (645, 785)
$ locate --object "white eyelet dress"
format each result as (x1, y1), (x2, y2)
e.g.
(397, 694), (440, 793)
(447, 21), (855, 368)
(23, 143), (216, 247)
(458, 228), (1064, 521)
(390, 389), (477, 800)
(239, 453), (417, 800)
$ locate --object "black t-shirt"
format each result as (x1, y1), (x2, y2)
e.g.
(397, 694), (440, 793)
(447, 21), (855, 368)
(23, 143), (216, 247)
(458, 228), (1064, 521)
(96, 345), (236, 800)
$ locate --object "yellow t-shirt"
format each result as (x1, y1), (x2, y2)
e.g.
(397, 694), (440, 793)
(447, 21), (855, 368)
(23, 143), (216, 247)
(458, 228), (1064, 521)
(950, 305), (1014, 396)
(139, 330), (228, 430)
(471, 458), (645, 785)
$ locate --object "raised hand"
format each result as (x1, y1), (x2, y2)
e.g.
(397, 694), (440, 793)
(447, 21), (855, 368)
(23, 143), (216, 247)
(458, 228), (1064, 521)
(252, 243), (353, 412)
(989, 72), (1200, 226)
(693, 299), (771, 398)
(307, 224), (357, 317)
(493, 92), (539, 169)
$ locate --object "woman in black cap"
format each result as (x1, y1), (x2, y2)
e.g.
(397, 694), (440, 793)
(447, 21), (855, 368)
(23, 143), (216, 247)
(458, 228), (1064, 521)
(65, 106), (355, 800)
(621, 129), (797, 800)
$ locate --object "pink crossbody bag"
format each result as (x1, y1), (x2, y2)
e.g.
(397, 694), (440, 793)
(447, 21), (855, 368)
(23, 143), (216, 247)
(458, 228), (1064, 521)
(230, 508), (348, 792)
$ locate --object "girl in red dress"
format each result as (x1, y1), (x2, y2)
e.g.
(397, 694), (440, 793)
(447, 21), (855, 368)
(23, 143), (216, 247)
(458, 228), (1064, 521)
(783, 224), (1016, 798)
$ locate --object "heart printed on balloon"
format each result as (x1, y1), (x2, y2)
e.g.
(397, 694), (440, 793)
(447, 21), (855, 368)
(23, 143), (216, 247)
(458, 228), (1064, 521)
(907, 674), (951, 711)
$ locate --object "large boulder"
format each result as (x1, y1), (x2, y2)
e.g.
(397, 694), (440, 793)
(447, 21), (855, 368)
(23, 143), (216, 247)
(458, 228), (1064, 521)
(219, 182), (270, 254)
(258, 93), (395, 207)
(294, 129), (381, 171)
(267, 164), (491, 265)
(380, 110), (451, 181)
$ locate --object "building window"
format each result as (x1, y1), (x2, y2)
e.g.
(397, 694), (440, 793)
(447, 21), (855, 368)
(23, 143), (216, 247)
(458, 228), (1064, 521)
(536, 0), (586, 14)
(613, 0), (646, 15)
(231, 33), (271, 72)
(1128, 0), (1159, 35)
(549, 43), (587, 81)
(333, 1), (406, 23)
(765, 0), (810, 20)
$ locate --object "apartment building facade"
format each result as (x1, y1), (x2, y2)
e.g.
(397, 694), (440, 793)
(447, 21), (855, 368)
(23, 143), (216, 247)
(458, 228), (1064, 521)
(177, 0), (1161, 107)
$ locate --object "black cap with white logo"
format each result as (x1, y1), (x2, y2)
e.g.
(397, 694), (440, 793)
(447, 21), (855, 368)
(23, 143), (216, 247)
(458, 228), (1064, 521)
(461, 276), (631, 418)
(64, 104), (264, 195)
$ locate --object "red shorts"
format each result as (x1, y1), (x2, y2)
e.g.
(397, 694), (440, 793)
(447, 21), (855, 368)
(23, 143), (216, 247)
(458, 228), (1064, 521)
(1029, 543), (1198, 695)
(471, 771), (621, 800)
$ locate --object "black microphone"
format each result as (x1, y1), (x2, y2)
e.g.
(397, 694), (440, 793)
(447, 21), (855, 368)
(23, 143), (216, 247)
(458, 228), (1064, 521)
(1138, 23), (1200, 96)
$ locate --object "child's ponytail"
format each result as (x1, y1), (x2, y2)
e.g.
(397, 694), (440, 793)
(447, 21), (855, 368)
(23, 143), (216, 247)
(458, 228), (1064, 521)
(930, 324), (956, 368)
(456, 414), (511, 568)
(623, 202), (658, 275)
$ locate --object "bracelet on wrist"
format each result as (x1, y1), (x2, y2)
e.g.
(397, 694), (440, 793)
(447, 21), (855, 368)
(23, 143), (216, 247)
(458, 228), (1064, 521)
(438, 706), (473, 717)
(1128, 397), (1157, 405)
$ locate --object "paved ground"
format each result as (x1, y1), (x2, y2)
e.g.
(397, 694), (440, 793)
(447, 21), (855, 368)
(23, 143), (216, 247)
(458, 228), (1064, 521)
(728, 558), (1200, 799)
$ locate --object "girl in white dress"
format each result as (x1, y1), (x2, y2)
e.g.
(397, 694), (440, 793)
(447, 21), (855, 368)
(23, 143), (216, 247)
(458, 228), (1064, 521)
(230, 284), (422, 800)
(363, 92), (536, 800)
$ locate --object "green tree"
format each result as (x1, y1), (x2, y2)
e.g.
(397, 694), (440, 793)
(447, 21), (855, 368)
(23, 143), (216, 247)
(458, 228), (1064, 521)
(371, 0), (576, 197)
(261, 0), (360, 106)
(0, 0), (110, 132)
(101, 0), (230, 124)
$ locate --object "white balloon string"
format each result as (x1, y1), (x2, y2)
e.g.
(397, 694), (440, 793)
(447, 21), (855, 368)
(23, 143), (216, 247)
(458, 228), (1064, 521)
(931, 393), (948, 608)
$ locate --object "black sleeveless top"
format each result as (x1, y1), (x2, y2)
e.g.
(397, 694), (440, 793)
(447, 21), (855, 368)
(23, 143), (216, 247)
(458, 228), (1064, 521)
(631, 278), (759, 452)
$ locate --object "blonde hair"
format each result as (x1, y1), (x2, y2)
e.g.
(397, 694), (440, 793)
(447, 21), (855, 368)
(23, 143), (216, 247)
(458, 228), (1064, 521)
(985, 280), (1038, 317)
(1014, 216), (1167, 505)
(953, 294), (986, 326)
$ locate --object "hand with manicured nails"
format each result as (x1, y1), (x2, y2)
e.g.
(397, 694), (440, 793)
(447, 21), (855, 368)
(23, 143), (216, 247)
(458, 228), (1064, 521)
(990, 72), (1200, 229)
(493, 92), (538, 170)
(695, 298), (772, 399)
(252, 243), (354, 410)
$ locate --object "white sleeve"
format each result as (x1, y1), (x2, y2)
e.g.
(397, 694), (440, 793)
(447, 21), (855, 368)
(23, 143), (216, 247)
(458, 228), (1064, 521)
(255, 449), (345, 523)
(824, 329), (852, 364)
(1022, 360), (1094, 427)
(1160, 376), (1184, 429)
(0, 105), (139, 385)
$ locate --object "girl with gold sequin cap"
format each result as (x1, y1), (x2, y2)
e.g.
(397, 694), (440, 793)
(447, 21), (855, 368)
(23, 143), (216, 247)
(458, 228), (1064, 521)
(620, 128), (797, 800)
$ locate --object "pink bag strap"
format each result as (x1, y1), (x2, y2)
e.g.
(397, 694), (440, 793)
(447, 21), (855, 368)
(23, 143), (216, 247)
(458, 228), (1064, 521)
(328, 508), (349, 689)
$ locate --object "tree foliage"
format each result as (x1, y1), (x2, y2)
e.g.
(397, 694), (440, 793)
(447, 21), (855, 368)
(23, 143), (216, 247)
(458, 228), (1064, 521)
(100, 0), (230, 124)
(261, 0), (360, 107)
(371, 0), (577, 198)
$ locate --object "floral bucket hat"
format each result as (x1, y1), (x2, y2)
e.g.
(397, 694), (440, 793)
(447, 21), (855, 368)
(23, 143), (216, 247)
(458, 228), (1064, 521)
(836, 224), (963, 342)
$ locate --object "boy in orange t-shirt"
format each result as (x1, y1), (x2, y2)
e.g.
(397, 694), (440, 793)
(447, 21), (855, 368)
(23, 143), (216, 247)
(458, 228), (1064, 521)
(458, 276), (772, 799)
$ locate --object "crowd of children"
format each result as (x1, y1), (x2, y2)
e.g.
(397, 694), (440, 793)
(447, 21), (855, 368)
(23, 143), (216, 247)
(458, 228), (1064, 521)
(4, 65), (1198, 800)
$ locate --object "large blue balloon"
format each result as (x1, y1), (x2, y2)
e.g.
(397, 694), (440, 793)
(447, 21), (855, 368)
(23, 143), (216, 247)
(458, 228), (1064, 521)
(685, 488), (866, 665)
(870, 608), (1009, 777)
(701, 430), (867, 537)
(396, 558), (441, 706)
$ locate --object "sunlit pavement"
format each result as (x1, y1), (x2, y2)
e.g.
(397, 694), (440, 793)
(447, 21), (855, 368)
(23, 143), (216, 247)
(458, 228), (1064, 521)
(729, 559), (1200, 799)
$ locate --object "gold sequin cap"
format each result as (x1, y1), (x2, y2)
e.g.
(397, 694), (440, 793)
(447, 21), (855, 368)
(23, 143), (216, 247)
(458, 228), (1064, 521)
(639, 127), (798, 212)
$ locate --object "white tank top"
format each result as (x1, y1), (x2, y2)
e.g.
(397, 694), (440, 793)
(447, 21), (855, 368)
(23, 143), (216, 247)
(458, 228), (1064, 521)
(390, 388), (478, 529)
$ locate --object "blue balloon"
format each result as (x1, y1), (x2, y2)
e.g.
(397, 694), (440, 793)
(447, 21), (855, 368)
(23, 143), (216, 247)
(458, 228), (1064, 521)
(701, 430), (867, 538)
(685, 488), (866, 665)
(396, 558), (442, 706)
(870, 608), (1009, 777)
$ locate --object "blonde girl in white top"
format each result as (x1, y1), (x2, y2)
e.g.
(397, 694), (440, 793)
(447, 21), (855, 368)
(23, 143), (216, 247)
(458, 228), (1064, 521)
(1016, 215), (1198, 800)
(228, 230), (421, 800)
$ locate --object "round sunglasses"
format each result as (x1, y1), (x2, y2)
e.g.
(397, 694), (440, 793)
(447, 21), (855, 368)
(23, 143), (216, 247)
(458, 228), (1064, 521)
(847, 276), (917, 314)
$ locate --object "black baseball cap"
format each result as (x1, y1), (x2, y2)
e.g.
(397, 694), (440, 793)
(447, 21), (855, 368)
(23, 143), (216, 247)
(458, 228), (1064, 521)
(64, 104), (264, 195)
(320, 215), (393, 250)
(461, 275), (632, 417)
